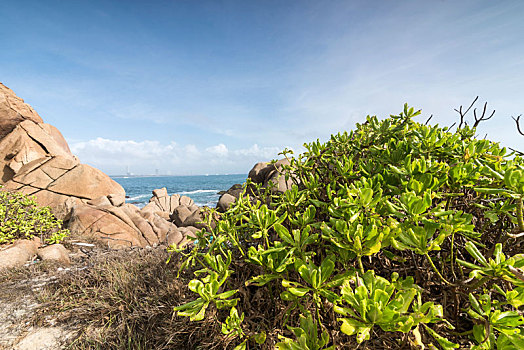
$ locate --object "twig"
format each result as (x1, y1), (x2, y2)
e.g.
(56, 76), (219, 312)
(472, 102), (495, 127)
(454, 96), (479, 129)
(509, 147), (524, 156)
(513, 115), (524, 136)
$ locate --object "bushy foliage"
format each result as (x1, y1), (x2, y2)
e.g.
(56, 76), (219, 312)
(0, 188), (69, 244)
(174, 105), (524, 349)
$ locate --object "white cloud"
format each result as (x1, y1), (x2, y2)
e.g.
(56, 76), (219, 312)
(205, 143), (229, 157)
(70, 138), (283, 175)
(232, 144), (282, 158)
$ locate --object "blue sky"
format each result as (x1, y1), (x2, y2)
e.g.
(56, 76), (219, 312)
(2, 0), (524, 175)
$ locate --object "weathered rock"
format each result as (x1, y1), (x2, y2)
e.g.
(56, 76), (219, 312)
(140, 201), (161, 216)
(15, 239), (40, 255)
(171, 205), (194, 227)
(177, 226), (199, 247)
(0, 83), (43, 140)
(145, 189), (190, 219)
(0, 84), (195, 249)
(87, 195), (112, 207)
(170, 194), (181, 212)
(48, 162), (124, 199)
(248, 162), (270, 184)
(53, 197), (82, 222)
(185, 226), (199, 236)
(128, 212), (158, 245)
(3, 156), (125, 220)
(152, 187), (168, 198)
(0, 121), (73, 183)
(156, 211), (171, 220)
(166, 227), (184, 247)
(184, 209), (205, 228)
(266, 169), (293, 193)
(248, 159), (294, 193)
(0, 239), (39, 270)
(108, 193), (125, 207)
(180, 195), (194, 207)
(67, 203), (148, 249)
(37, 244), (70, 265)
(66, 201), (184, 249)
(217, 193), (236, 212)
(150, 215), (172, 243)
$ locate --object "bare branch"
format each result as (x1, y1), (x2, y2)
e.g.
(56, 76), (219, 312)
(425, 114), (433, 125)
(454, 97), (495, 129)
(509, 147), (524, 156)
(473, 102), (495, 127)
(464, 96), (479, 116)
(513, 115), (524, 136)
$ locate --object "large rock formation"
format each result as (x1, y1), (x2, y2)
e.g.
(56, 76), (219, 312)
(3, 155), (126, 220)
(0, 83), (195, 249)
(0, 83), (43, 140)
(248, 159), (294, 193)
(216, 159), (295, 212)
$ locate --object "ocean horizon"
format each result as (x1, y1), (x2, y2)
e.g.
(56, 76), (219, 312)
(111, 174), (246, 209)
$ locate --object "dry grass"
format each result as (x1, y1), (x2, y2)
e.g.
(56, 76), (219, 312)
(33, 247), (234, 349)
(7, 245), (423, 349)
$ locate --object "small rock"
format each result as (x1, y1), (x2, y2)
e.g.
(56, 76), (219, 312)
(179, 195), (193, 207)
(15, 238), (40, 254)
(184, 210), (204, 228)
(171, 205), (193, 227)
(217, 193), (236, 212)
(37, 244), (70, 265)
(166, 228), (183, 247)
(0, 239), (40, 270)
(152, 187), (168, 198)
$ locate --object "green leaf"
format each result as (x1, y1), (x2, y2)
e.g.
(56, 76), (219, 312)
(246, 274), (280, 287)
(360, 188), (373, 207)
(217, 289), (238, 299)
(254, 331), (266, 344)
(233, 340), (247, 350)
(424, 325), (459, 349)
(275, 223), (294, 245)
(338, 317), (365, 336)
(188, 279), (204, 294)
(288, 287), (310, 297)
(474, 187), (513, 195)
(320, 257), (335, 284)
(465, 241), (489, 266)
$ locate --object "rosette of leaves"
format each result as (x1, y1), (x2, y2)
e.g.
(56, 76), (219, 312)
(174, 104), (524, 348)
(0, 188), (69, 244)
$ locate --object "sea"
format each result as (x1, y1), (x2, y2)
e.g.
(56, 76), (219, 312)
(112, 174), (246, 208)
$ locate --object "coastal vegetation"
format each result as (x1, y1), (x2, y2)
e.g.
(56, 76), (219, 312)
(174, 104), (524, 348)
(0, 188), (69, 244)
(20, 103), (524, 349)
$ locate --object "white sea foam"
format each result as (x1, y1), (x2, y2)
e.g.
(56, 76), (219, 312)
(127, 194), (151, 201)
(195, 201), (216, 207)
(178, 189), (219, 195)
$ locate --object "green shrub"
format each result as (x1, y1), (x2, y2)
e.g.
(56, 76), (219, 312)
(174, 105), (524, 349)
(0, 188), (69, 244)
